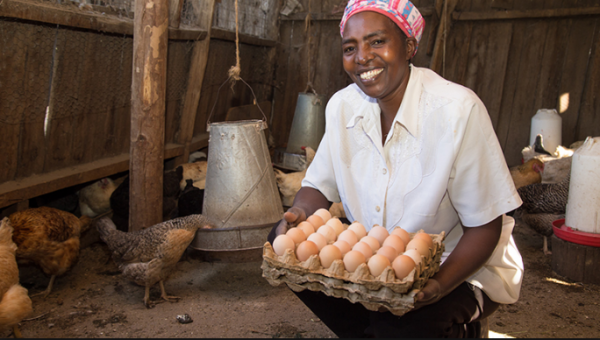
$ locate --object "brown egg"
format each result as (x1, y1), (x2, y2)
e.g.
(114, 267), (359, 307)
(307, 215), (325, 230)
(348, 222), (367, 239)
(319, 245), (343, 268)
(297, 221), (315, 238)
(382, 234), (405, 254)
(333, 240), (351, 256)
(406, 238), (430, 257)
(403, 249), (422, 266)
(367, 254), (391, 277)
(286, 227), (306, 244)
(338, 229), (358, 247)
(352, 241), (373, 260)
(391, 227), (410, 245)
(296, 240), (319, 261)
(307, 232), (328, 250)
(376, 246), (398, 263)
(392, 255), (416, 280)
(368, 225), (389, 245)
(316, 225), (336, 243)
(313, 208), (332, 223)
(273, 234), (295, 256)
(413, 232), (434, 249)
(343, 250), (366, 272)
(360, 235), (381, 252)
(326, 217), (344, 236)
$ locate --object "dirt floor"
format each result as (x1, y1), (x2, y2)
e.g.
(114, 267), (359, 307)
(3, 216), (600, 338)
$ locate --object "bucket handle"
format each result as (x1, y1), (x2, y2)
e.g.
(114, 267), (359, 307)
(206, 75), (269, 131)
(219, 161), (270, 226)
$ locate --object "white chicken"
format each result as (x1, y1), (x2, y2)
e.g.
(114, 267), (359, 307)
(273, 147), (316, 207)
(178, 161), (208, 191)
(79, 177), (125, 217)
(522, 139), (583, 185)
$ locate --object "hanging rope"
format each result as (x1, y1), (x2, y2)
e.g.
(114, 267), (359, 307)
(228, 0), (241, 87)
(303, 0), (321, 104)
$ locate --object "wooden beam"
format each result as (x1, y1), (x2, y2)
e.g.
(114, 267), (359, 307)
(210, 27), (277, 47)
(280, 7), (435, 21)
(129, 0), (169, 231)
(174, 0), (216, 167)
(453, 7), (600, 21)
(0, 138), (208, 210)
(0, 0), (207, 40)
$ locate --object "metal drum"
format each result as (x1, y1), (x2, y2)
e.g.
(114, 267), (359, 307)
(191, 119), (283, 252)
(285, 92), (326, 155)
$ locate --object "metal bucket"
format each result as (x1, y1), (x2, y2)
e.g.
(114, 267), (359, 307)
(285, 92), (326, 155)
(191, 119), (283, 251)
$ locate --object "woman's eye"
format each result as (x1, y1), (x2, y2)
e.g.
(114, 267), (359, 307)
(343, 46), (355, 53)
(372, 39), (384, 45)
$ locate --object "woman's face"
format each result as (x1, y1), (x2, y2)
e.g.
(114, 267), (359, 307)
(341, 11), (415, 101)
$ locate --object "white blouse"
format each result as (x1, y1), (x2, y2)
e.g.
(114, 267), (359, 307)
(302, 65), (524, 304)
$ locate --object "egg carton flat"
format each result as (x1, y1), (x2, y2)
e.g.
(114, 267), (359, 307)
(261, 231), (445, 316)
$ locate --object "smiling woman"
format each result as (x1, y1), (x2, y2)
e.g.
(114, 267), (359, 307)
(267, 0), (524, 338)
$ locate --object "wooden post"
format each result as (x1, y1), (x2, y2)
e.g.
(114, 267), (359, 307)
(130, 0), (169, 231)
(174, 0), (217, 167)
(429, 0), (458, 75)
(168, 0), (184, 28)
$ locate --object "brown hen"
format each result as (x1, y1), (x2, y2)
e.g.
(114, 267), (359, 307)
(0, 218), (33, 338)
(510, 158), (544, 189)
(9, 207), (91, 297)
(95, 214), (213, 308)
(273, 146), (316, 207)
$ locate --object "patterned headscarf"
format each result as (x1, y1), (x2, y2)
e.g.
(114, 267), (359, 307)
(340, 0), (425, 57)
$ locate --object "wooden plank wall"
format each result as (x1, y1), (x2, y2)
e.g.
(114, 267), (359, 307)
(0, 18), (197, 183)
(433, 0), (600, 166)
(191, 0), (280, 137)
(273, 0), (600, 166)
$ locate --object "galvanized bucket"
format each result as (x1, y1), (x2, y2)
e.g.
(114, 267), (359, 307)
(285, 92), (326, 155)
(191, 119), (284, 251)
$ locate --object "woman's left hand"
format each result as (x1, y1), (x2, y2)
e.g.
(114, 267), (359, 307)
(413, 278), (443, 310)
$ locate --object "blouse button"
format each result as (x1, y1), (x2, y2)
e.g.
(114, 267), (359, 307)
(382, 168), (387, 175)
(376, 206), (381, 212)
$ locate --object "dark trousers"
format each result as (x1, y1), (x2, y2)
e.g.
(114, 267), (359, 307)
(268, 222), (500, 338)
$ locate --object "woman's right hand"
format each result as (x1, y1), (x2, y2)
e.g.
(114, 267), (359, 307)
(275, 206), (307, 237)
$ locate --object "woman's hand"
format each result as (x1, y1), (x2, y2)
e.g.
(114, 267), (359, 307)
(413, 278), (442, 310)
(275, 206), (307, 236)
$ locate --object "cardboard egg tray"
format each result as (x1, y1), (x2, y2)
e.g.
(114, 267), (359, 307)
(261, 230), (445, 316)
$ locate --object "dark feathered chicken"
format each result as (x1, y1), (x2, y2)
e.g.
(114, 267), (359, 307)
(178, 179), (204, 217)
(95, 214), (213, 307)
(517, 175), (570, 214)
(519, 211), (564, 255)
(516, 174), (570, 255)
(110, 171), (181, 232)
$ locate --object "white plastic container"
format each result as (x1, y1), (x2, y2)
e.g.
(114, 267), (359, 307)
(530, 109), (562, 155)
(565, 136), (600, 234)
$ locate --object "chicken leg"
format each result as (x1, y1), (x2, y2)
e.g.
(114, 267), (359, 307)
(13, 324), (23, 338)
(30, 275), (55, 298)
(159, 280), (181, 303)
(543, 236), (552, 255)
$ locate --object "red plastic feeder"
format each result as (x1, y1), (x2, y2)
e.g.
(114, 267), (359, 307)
(552, 219), (600, 248)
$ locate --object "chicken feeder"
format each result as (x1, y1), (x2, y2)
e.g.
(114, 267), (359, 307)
(274, 92), (326, 171)
(191, 119), (284, 253)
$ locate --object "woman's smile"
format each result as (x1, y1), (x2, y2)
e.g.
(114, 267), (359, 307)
(359, 68), (384, 81)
